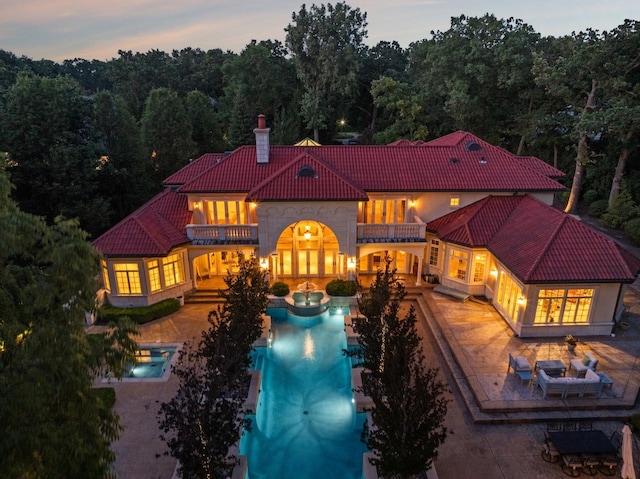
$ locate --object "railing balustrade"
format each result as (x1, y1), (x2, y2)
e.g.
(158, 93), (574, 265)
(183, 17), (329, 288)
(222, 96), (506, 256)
(356, 220), (426, 243)
(186, 224), (259, 244)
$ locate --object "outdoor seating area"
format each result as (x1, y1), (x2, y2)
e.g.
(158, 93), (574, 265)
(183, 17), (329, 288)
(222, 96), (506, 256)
(506, 352), (615, 400)
(541, 422), (626, 477)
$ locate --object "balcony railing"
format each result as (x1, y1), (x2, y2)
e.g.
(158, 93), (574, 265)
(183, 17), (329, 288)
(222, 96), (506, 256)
(357, 218), (426, 244)
(186, 224), (259, 245)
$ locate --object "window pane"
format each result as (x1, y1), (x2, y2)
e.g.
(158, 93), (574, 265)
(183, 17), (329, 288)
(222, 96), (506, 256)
(448, 249), (468, 281)
(473, 253), (486, 282)
(215, 202), (226, 225)
(429, 240), (439, 266)
(227, 202), (237, 224)
(102, 260), (111, 292)
(148, 260), (161, 292)
(396, 200), (406, 223)
(163, 254), (184, 287)
(114, 263), (141, 295)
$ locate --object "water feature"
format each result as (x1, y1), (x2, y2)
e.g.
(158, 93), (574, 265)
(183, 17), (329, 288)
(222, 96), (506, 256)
(240, 308), (368, 479)
(284, 282), (330, 316)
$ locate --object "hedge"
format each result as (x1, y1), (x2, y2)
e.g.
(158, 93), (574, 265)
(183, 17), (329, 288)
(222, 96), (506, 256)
(98, 298), (181, 325)
(271, 281), (290, 297)
(326, 279), (358, 296)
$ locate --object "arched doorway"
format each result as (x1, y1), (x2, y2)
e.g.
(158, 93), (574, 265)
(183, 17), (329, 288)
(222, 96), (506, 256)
(274, 220), (343, 279)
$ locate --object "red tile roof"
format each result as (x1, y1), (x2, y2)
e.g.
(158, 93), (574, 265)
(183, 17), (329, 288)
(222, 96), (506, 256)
(427, 195), (640, 283)
(178, 132), (565, 196)
(163, 153), (224, 185)
(93, 190), (191, 256)
(246, 152), (368, 201)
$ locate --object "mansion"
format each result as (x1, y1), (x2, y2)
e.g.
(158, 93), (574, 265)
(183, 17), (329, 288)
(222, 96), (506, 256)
(93, 116), (640, 338)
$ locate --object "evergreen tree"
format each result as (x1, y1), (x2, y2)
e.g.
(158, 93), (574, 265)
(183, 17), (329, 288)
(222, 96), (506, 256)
(158, 254), (270, 478)
(140, 87), (196, 186)
(354, 258), (449, 478)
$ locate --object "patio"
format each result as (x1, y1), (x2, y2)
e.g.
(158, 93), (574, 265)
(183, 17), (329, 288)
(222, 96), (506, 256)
(419, 285), (640, 421)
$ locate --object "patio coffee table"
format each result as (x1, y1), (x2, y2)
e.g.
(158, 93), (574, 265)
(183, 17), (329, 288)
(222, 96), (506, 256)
(535, 360), (567, 377)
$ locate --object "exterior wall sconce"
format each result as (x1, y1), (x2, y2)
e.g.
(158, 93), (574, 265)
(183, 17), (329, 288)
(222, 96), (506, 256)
(348, 257), (356, 269)
(250, 202), (257, 209)
(193, 201), (201, 209)
(490, 269), (498, 278)
(409, 200), (417, 208)
(260, 258), (269, 270)
(517, 296), (526, 306)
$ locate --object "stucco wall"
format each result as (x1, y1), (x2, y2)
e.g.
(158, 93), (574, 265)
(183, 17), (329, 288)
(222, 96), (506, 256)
(256, 201), (359, 257)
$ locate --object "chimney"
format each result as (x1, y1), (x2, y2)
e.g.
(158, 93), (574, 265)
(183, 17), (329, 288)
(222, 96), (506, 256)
(254, 114), (270, 164)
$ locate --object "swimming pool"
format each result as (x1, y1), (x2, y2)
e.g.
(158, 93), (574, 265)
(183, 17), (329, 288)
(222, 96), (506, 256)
(123, 346), (177, 379)
(240, 309), (368, 478)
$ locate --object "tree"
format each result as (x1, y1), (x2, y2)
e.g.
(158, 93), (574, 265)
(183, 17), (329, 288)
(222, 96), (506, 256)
(353, 258), (449, 478)
(594, 21), (640, 209)
(93, 90), (155, 228)
(355, 41), (409, 142)
(158, 254), (270, 478)
(406, 14), (541, 145)
(285, 2), (368, 142)
(185, 90), (227, 155)
(0, 167), (139, 479)
(140, 87), (196, 186)
(108, 49), (177, 118)
(0, 72), (111, 237)
(221, 40), (296, 124)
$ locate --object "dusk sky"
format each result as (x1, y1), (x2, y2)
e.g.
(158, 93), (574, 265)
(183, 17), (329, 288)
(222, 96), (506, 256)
(2, 0), (639, 62)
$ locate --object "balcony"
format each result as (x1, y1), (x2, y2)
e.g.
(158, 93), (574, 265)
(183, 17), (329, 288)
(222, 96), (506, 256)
(356, 219), (426, 244)
(186, 224), (259, 245)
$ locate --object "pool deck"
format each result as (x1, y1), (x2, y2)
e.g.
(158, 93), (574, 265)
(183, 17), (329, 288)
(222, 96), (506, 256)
(91, 281), (640, 479)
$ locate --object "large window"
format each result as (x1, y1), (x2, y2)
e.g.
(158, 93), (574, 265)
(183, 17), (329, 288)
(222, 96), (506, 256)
(205, 200), (248, 225)
(448, 249), (468, 281)
(114, 263), (141, 295)
(429, 239), (440, 266)
(163, 254), (184, 287)
(534, 288), (594, 324)
(358, 199), (407, 224)
(148, 260), (161, 292)
(497, 272), (522, 322)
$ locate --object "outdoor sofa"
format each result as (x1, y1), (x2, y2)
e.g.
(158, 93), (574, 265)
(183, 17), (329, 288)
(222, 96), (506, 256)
(538, 368), (604, 398)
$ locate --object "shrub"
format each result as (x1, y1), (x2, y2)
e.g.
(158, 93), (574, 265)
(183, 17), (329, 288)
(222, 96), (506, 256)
(99, 298), (181, 325)
(583, 190), (599, 205)
(326, 279), (358, 296)
(589, 199), (609, 217)
(271, 281), (290, 296)
(624, 218), (640, 245)
(601, 185), (639, 229)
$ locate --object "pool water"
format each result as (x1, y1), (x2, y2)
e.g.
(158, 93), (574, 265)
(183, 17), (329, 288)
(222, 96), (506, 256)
(240, 309), (368, 479)
(124, 347), (176, 378)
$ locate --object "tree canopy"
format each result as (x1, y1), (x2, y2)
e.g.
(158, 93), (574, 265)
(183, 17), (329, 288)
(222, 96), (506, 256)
(1, 7), (640, 241)
(0, 167), (139, 479)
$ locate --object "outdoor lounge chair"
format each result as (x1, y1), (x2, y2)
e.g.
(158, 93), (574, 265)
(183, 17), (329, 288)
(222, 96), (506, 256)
(569, 352), (598, 376)
(508, 353), (532, 374)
